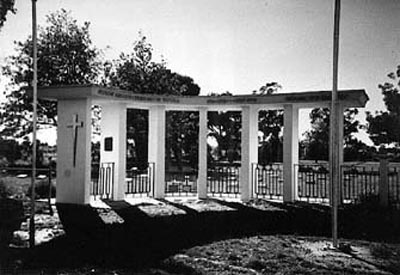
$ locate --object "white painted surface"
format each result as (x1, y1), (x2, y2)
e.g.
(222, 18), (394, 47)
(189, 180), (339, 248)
(56, 99), (91, 204)
(148, 105), (166, 198)
(283, 104), (299, 202)
(198, 107), (208, 199)
(240, 106), (259, 202)
(36, 86), (368, 110)
(100, 103), (127, 200)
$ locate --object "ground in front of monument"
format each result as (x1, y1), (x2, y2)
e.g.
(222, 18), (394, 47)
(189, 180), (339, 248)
(2, 197), (400, 275)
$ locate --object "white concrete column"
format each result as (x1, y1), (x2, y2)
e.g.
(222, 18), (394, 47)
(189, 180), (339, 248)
(198, 107), (208, 199)
(338, 104), (344, 166)
(100, 103), (127, 200)
(56, 99), (92, 204)
(240, 106), (259, 202)
(148, 105), (166, 198)
(338, 104), (344, 203)
(283, 104), (299, 202)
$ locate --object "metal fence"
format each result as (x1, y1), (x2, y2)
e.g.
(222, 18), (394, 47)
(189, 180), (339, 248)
(296, 164), (329, 203)
(91, 162), (114, 200)
(389, 166), (400, 208)
(252, 163), (283, 200)
(126, 162), (155, 197)
(251, 162), (400, 207)
(207, 165), (240, 197)
(165, 170), (197, 196)
(341, 165), (380, 203)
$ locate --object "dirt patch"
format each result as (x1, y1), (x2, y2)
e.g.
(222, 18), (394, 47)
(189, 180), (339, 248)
(164, 236), (399, 275)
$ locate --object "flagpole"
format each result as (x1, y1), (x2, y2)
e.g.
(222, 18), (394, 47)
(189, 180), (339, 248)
(30, 0), (38, 248)
(330, 0), (341, 248)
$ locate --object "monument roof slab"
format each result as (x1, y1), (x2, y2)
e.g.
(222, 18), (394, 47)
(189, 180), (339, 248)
(31, 84), (368, 109)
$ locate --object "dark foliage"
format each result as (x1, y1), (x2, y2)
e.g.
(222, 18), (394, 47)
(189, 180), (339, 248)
(0, 9), (101, 138)
(302, 108), (368, 161)
(366, 65), (400, 147)
(107, 33), (201, 170)
(27, 179), (56, 199)
(0, 0), (15, 28)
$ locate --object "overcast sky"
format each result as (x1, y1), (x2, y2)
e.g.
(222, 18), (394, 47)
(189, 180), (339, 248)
(0, 0), (399, 144)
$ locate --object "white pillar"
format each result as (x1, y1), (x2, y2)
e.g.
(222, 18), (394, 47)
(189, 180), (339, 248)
(56, 99), (92, 204)
(240, 106), (258, 202)
(338, 104), (344, 203)
(283, 104), (299, 202)
(198, 107), (208, 199)
(338, 104), (344, 166)
(148, 105), (166, 198)
(100, 103), (127, 200)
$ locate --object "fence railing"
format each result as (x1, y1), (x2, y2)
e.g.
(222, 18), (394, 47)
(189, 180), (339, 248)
(341, 165), (380, 203)
(251, 161), (400, 208)
(126, 162), (155, 197)
(91, 162), (114, 200)
(252, 163), (283, 199)
(296, 164), (329, 203)
(207, 165), (240, 197)
(165, 170), (197, 196)
(388, 166), (400, 208)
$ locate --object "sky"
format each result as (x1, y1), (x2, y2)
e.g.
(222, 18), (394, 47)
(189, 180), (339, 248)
(0, 0), (399, 145)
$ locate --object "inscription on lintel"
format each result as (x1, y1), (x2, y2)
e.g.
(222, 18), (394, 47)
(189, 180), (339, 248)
(97, 89), (180, 103)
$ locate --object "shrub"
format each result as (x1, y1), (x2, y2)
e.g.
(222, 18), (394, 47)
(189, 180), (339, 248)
(26, 179), (56, 199)
(0, 179), (13, 199)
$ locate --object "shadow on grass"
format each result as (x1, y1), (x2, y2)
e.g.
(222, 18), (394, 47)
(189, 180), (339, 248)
(3, 198), (400, 271)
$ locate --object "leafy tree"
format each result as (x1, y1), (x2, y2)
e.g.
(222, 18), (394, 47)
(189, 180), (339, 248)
(106, 33), (200, 96)
(207, 109), (242, 163)
(257, 82), (283, 164)
(302, 108), (363, 161)
(0, 9), (102, 138)
(0, 138), (19, 164)
(302, 108), (330, 161)
(0, 0), (15, 29)
(208, 82), (284, 165)
(107, 33), (201, 170)
(166, 111), (199, 170)
(253, 81), (282, 95)
(366, 65), (400, 147)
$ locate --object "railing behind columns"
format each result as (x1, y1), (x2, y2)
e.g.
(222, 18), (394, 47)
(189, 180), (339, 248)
(250, 161), (400, 208)
(296, 164), (329, 203)
(341, 164), (379, 203)
(207, 164), (240, 198)
(91, 162), (115, 200)
(165, 170), (198, 196)
(388, 166), (400, 208)
(252, 163), (283, 200)
(126, 162), (155, 197)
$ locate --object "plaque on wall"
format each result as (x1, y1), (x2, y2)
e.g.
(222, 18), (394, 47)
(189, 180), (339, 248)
(105, 137), (113, 151)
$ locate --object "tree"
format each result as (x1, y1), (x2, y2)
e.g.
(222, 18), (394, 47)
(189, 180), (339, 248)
(207, 82), (283, 165)
(107, 33), (201, 170)
(207, 108), (242, 163)
(0, 9), (101, 138)
(366, 65), (400, 147)
(302, 108), (363, 161)
(106, 33), (200, 96)
(0, 0), (15, 29)
(257, 82), (283, 164)
(253, 81), (282, 95)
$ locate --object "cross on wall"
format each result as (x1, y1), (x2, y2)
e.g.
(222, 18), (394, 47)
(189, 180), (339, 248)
(67, 114), (84, 167)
